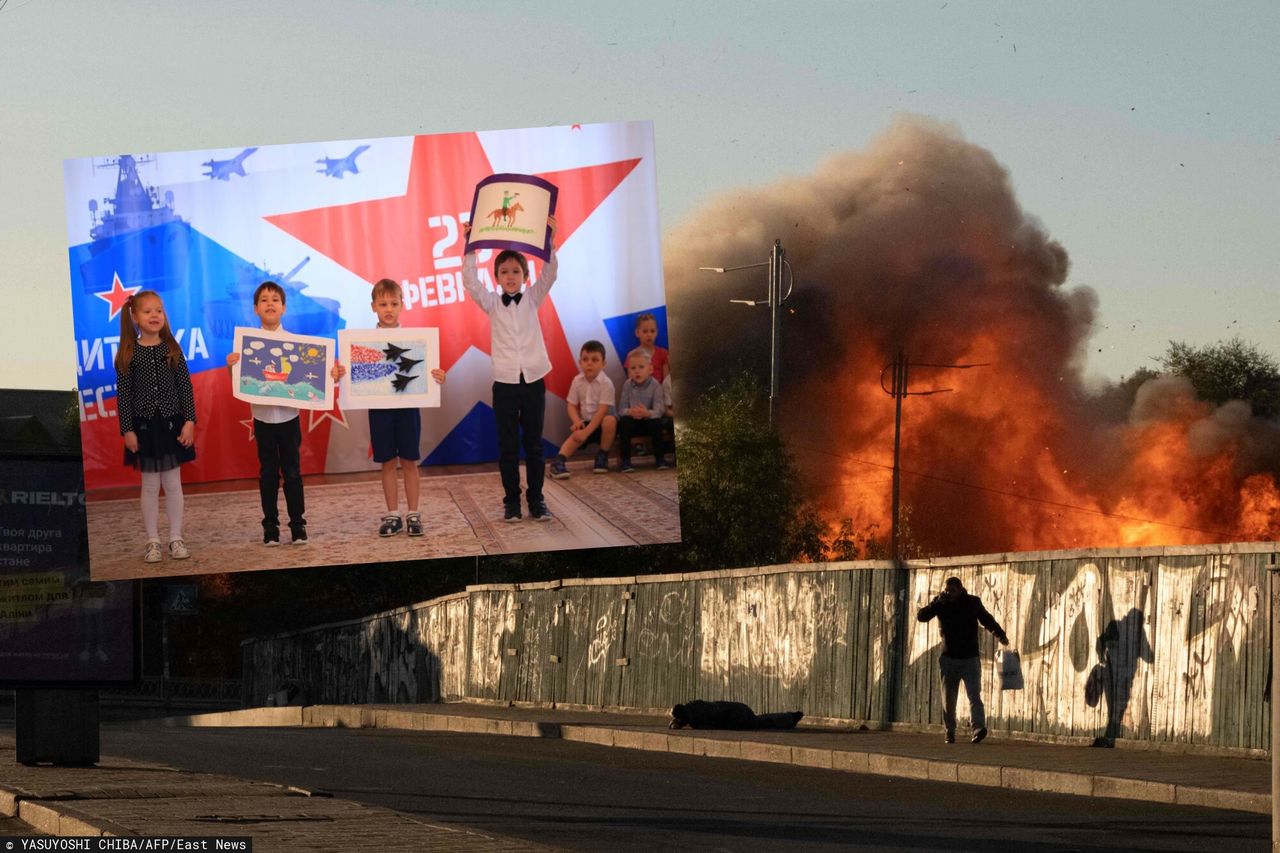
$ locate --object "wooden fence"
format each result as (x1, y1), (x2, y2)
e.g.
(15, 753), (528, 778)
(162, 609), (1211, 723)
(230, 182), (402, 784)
(242, 544), (1277, 752)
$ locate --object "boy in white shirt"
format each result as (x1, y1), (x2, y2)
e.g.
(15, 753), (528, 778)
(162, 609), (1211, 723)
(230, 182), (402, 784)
(550, 340), (617, 479)
(461, 216), (558, 522)
(225, 281), (340, 546)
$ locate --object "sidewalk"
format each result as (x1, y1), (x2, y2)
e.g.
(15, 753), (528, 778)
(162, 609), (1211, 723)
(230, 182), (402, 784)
(169, 702), (1272, 813)
(2, 701), (1270, 848)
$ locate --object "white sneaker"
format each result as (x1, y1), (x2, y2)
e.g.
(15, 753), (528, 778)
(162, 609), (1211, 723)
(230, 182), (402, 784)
(143, 541), (162, 563)
(168, 539), (189, 560)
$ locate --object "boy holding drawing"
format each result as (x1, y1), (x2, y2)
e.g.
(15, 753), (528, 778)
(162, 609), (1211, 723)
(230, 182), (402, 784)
(226, 281), (341, 546)
(331, 279), (445, 537)
(460, 216), (558, 522)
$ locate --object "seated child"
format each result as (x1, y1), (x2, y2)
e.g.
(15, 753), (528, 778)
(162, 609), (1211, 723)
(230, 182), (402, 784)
(617, 351), (668, 472)
(550, 340), (617, 478)
(626, 312), (668, 382)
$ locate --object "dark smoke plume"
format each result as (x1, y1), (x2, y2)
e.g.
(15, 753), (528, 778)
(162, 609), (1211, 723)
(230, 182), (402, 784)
(664, 117), (1279, 554)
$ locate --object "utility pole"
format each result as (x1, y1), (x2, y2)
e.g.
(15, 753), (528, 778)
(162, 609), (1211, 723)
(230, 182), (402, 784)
(700, 239), (792, 426)
(879, 352), (988, 561)
(889, 350), (907, 563)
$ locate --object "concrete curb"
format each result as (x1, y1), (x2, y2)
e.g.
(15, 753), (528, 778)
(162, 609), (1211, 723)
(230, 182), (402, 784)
(0, 785), (130, 838)
(159, 706), (1270, 815)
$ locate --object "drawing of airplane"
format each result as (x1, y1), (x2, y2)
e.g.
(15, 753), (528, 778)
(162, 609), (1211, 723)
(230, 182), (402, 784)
(382, 343), (410, 361)
(250, 357), (262, 365)
(305, 371), (318, 380)
(202, 147), (258, 181)
(316, 145), (369, 179)
(391, 373), (415, 392)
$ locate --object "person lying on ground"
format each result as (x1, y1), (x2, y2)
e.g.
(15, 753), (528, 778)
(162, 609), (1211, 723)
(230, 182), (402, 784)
(668, 700), (804, 730)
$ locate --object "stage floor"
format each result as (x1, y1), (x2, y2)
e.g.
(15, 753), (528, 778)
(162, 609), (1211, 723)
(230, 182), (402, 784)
(86, 461), (681, 580)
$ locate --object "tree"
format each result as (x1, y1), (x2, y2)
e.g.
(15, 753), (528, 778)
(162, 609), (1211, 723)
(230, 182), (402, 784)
(181, 375), (836, 676)
(1158, 338), (1280, 418)
(675, 373), (825, 569)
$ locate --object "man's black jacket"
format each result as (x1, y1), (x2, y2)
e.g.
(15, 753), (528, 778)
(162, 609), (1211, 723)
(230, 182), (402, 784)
(916, 592), (1007, 659)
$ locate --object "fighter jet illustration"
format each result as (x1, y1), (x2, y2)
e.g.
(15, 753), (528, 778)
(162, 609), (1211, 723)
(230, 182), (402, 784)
(316, 145), (369, 179)
(391, 373), (415, 392)
(202, 147), (258, 181)
(396, 356), (423, 373)
(382, 343), (410, 361)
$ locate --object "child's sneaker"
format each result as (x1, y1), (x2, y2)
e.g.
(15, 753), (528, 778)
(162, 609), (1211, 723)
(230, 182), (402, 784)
(406, 513), (424, 537)
(143, 540), (162, 563)
(379, 515), (403, 537)
(593, 452), (609, 474)
(549, 456), (570, 479)
(503, 503), (522, 523)
(292, 527), (309, 546)
(168, 539), (189, 560)
(263, 528), (280, 547)
(620, 460), (636, 473)
(529, 500), (553, 522)
(655, 457), (671, 470)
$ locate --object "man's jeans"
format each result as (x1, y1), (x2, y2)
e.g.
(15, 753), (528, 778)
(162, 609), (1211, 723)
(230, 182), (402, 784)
(940, 654), (985, 733)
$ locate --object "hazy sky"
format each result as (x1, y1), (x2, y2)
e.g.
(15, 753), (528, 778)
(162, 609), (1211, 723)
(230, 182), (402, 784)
(2, 0), (1276, 391)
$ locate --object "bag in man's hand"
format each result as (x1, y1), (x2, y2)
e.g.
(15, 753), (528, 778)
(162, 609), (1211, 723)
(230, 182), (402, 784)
(996, 649), (1024, 690)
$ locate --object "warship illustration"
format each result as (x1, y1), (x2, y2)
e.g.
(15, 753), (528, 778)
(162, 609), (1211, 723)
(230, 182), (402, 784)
(81, 154), (343, 340)
(87, 155), (182, 241)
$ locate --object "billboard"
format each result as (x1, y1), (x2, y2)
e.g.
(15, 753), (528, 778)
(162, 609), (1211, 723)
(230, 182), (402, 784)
(65, 121), (681, 580)
(0, 454), (135, 685)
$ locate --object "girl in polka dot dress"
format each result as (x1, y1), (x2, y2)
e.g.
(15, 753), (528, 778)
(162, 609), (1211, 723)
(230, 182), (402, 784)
(113, 291), (197, 564)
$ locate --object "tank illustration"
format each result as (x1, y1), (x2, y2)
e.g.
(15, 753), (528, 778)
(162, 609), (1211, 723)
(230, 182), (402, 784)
(205, 256), (345, 339)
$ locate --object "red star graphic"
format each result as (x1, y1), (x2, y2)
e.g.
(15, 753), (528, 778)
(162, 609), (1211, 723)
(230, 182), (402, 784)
(265, 132), (639, 398)
(94, 272), (140, 322)
(308, 402), (349, 433)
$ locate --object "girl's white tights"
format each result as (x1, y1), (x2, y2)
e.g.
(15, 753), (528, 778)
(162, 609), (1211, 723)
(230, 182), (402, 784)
(140, 468), (184, 542)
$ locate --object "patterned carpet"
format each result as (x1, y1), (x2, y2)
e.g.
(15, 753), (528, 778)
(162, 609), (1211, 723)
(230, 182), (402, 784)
(87, 462), (681, 580)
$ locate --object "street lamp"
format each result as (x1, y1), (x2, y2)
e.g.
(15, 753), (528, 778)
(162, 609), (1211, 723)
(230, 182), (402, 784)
(700, 239), (793, 425)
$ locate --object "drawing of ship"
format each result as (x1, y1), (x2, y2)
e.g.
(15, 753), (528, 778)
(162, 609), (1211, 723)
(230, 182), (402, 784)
(262, 359), (292, 382)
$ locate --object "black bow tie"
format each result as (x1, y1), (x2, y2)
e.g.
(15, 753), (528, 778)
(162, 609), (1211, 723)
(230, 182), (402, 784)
(501, 292), (522, 307)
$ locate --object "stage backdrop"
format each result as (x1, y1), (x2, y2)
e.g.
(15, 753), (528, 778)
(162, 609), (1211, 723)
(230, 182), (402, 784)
(65, 121), (668, 491)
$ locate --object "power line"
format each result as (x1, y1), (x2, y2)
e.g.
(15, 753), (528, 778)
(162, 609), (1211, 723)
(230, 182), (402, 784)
(790, 441), (1239, 539)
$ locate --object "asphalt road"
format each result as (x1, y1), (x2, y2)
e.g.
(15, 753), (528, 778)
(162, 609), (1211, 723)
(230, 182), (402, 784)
(102, 724), (1268, 852)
